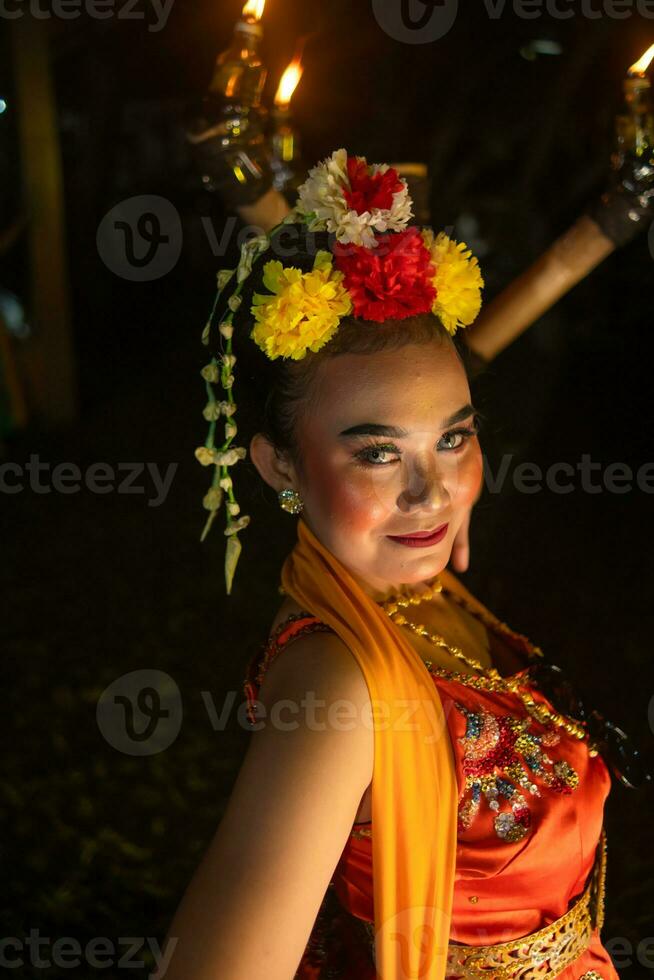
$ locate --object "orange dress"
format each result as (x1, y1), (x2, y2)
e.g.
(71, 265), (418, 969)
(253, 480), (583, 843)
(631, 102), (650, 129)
(243, 607), (617, 980)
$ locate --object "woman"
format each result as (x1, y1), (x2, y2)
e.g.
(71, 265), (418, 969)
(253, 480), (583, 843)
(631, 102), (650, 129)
(161, 150), (617, 979)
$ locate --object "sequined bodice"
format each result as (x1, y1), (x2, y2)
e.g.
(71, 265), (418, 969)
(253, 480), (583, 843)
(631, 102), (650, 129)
(339, 665), (612, 949)
(243, 604), (616, 979)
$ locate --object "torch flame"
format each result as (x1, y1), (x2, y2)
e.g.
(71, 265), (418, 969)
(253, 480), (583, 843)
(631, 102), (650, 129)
(241, 0), (265, 22)
(274, 56), (304, 107)
(628, 43), (654, 77)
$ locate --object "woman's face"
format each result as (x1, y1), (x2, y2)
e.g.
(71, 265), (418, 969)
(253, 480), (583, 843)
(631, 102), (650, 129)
(293, 339), (483, 599)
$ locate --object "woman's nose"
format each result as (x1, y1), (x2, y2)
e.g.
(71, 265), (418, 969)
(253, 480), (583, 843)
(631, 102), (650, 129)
(398, 456), (448, 511)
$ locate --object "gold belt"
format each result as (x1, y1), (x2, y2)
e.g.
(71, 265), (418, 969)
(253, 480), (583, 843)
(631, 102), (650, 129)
(360, 827), (607, 980)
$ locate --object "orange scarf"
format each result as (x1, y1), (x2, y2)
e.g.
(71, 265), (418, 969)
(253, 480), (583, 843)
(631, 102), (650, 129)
(281, 517), (458, 980)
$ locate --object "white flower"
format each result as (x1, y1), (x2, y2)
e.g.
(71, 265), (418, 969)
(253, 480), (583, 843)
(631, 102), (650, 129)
(219, 321), (234, 340)
(217, 268), (235, 292)
(195, 446), (218, 466)
(216, 446), (247, 466)
(227, 294), (242, 313)
(237, 234), (269, 283)
(222, 373), (235, 389)
(227, 501), (240, 516)
(294, 148), (413, 248)
(221, 353), (237, 370)
(225, 420), (237, 439)
(203, 487), (223, 511)
(202, 400), (236, 421)
(219, 475), (233, 491)
(202, 402), (222, 422)
(201, 362), (219, 383)
(283, 207), (302, 224)
(224, 514), (250, 535)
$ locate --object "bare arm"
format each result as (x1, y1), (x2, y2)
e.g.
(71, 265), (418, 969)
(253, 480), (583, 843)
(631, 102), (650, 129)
(156, 632), (374, 980)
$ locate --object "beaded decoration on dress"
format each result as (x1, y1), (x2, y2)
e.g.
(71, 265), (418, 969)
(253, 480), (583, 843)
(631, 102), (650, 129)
(456, 701), (580, 842)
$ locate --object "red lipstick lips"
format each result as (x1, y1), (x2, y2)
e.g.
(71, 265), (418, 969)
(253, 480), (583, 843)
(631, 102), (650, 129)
(386, 523), (449, 548)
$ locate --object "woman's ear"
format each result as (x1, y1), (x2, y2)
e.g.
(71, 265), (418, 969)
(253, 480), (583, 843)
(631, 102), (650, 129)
(249, 433), (298, 492)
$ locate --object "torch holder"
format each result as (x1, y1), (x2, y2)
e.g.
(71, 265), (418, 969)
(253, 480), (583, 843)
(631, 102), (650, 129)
(186, 96), (273, 208)
(268, 106), (305, 200)
(586, 75), (654, 247)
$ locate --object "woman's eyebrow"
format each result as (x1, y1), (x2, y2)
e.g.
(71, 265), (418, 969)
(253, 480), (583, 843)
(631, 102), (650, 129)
(338, 403), (477, 438)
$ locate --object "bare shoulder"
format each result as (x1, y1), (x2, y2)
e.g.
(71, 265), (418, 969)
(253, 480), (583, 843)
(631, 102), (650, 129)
(259, 616), (372, 728)
(159, 606), (374, 979)
(264, 595), (371, 707)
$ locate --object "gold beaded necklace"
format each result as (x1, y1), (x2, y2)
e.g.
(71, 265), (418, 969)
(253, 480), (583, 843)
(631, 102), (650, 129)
(378, 576), (595, 750)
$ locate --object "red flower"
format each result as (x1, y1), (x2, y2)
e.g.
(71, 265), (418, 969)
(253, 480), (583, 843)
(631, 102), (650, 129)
(343, 157), (404, 214)
(333, 227), (436, 322)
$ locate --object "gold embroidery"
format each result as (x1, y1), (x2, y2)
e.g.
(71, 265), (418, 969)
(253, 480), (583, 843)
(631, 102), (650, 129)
(359, 829), (607, 979)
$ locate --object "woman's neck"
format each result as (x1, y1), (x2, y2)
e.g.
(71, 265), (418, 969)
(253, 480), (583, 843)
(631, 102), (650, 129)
(347, 566), (444, 605)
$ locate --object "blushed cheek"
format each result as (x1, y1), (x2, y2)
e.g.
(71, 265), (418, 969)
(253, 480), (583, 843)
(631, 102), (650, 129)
(455, 448), (484, 507)
(303, 457), (391, 534)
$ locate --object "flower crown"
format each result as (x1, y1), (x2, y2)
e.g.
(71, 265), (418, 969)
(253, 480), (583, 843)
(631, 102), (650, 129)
(195, 148), (484, 593)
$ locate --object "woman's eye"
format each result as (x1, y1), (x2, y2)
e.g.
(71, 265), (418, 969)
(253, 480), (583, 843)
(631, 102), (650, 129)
(438, 431), (466, 451)
(438, 421), (480, 452)
(354, 422), (479, 466)
(355, 444), (400, 466)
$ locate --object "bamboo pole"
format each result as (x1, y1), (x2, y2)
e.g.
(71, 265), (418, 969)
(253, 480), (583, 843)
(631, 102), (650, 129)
(10, 16), (77, 427)
(0, 315), (28, 431)
(464, 215), (616, 363)
(237, 186), (292, 233)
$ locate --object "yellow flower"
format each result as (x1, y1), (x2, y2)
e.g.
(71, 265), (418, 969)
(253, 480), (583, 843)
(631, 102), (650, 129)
(250, 251), (353, 360)
(422, 230), (484, 335)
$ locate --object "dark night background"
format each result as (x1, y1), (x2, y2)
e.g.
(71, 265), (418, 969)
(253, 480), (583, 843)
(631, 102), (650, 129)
(1, 2), (653, 977)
